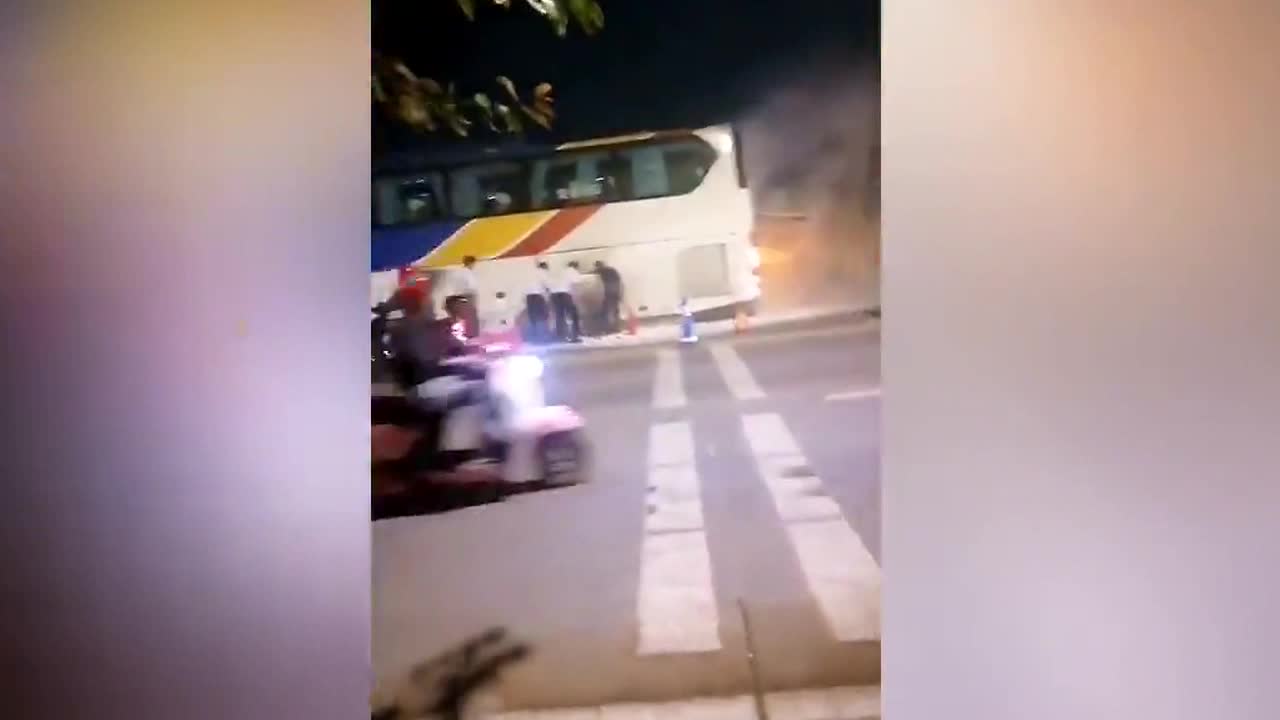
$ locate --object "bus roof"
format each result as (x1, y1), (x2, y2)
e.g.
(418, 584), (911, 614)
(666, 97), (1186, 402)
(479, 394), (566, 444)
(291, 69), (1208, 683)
(555, 131), (659, 150)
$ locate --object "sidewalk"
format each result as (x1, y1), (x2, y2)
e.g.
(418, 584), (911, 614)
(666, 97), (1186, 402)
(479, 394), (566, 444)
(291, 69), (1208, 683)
(539, 304), (880, 355)
(488, 685), (880, 720)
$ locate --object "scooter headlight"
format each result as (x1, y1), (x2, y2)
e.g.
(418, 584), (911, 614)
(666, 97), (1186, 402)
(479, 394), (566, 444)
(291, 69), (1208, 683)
(507, 354), (544, 379)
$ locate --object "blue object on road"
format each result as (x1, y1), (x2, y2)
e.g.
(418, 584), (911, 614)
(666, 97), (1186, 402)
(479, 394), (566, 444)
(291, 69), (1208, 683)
(679, 299), (698, 344)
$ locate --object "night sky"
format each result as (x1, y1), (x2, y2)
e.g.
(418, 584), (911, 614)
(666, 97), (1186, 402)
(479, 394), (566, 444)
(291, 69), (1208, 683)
(373, 0), (878, 158)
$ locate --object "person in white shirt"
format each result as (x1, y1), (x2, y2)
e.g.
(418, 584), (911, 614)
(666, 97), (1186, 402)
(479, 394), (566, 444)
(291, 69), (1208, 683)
(524, 262), (552, 343)
(549, 261), (583, 343)
(442, 255), (480, 338)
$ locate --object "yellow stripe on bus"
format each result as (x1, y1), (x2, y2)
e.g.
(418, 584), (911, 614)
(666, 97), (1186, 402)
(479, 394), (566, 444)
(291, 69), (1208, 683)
(423, 212), (556, 268)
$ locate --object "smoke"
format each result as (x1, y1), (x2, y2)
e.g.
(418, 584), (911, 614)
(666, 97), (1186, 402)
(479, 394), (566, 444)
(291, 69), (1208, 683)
(737, 60), (881, 311)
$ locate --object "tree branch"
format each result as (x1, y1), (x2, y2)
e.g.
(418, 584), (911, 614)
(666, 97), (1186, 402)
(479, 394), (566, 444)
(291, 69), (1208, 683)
(373, 0), (603, 135)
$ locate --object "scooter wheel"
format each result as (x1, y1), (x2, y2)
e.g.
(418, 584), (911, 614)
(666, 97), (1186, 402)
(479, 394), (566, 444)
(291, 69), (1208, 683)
(537, 431), (586, 487)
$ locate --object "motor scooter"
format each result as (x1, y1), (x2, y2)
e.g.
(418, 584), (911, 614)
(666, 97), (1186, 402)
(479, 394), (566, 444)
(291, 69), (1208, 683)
(438, 321), (589, 488)
(371, 314), (589, 502)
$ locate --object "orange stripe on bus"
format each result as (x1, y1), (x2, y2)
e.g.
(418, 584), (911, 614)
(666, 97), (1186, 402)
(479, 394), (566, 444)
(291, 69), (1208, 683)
(500, 205), (601, 259)
(423, 212), (555, 268)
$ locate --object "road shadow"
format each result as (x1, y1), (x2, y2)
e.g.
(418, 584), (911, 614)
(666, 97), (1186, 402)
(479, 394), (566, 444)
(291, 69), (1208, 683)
(373, 481), (580, 522)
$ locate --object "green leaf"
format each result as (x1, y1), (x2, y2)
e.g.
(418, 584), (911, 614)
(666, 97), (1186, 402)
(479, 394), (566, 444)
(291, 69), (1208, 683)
(373, 0), (605, 135)
(495, 76), (519, 102)
(392, 62), (417, 83)
(419, 77), (443, 95)
(399, 96), (433, 130)
(472, 93), (498, 131)
(532, 99), (555, 120)
(550, 10), (569, 36)
(522, 104), (553, 130)
(524, 0), (568, 35)
(495, 103), (524, 134)
(566, 0), (604, 34)
(522, 0), (556, 16)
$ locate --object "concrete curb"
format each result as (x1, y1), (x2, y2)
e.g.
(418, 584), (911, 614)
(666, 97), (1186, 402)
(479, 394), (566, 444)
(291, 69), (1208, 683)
(491, 685), (880, 720)
(536, 307), (881, 358)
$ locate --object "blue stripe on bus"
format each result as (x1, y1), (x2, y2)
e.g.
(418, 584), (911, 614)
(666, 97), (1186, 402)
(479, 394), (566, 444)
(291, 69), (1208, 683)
(370, 220), (467, 272)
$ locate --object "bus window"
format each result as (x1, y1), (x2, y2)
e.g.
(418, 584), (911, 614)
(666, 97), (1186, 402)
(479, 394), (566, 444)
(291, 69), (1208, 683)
(619, 137), (716, 200)
(535, 157), (580, 206)
(401, 179), (443, 222)
(450, 161), (531, 217)
(663, 141), (713, 194)
(599, 153), (633, 201)
(628, 146), (668, 198)
(373, 172), (445, 226)
(532, 150), (612, 208)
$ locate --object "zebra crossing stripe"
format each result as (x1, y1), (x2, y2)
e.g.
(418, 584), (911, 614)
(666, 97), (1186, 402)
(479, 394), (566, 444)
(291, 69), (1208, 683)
(652, 347), (687, 409)
(636, 421), (720, 655)
(740, 412), (881, 643)
(707, 342), (766, 400)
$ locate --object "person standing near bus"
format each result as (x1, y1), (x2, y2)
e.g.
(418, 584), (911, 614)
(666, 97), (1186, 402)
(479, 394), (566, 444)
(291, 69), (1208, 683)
(549, 261), (583, 343)
(443, 255), (480, 338)
(594, 260), (624, 334)
(524, 262), (552, 343)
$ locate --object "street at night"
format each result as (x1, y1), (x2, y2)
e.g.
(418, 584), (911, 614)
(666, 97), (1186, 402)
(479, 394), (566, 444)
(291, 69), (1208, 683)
(373, 316), (881, 711)
(10, 2), (1270, 719)
(369, 2), (882, 715)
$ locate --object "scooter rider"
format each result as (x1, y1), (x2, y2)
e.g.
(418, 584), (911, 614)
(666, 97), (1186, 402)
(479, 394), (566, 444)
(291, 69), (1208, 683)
(384, 285), (462, 378)
(376, 285), (490, 471)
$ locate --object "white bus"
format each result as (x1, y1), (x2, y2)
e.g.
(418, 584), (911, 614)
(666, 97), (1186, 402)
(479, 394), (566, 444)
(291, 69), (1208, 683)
(371, 125), (760, 327)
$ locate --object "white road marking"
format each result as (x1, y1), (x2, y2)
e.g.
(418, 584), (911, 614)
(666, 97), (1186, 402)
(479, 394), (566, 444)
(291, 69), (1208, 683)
(824, 386), (881, 402)
(647, 421), (695, 467)
(645, 465), (704, 534)
(600, 696), (749, 720)
(708, 342), (766, 401)
(652, 348), (686, 409)
(494, 686), (880, 720)
(766, 686), (882, 720)
(740, 413), (881, 643)
(504, 710), (601, 720)
(637, 421), (720, 655)
(636, 532), (720, 655)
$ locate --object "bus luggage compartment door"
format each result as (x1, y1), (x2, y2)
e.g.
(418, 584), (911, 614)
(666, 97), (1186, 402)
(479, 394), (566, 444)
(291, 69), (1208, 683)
(676, 243), (730, 304)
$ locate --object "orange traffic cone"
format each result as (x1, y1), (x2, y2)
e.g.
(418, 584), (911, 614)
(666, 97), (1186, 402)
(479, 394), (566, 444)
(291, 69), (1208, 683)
(734, 306), (750, 334)
(625, 308), (638, 336)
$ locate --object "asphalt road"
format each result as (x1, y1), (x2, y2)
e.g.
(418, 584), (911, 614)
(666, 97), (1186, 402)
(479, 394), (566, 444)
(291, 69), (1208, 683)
(372, 318), (882, 710)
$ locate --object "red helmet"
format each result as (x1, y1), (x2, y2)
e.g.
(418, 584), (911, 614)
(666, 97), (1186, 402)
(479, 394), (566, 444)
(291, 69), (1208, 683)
(390, 284), (426, 315)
